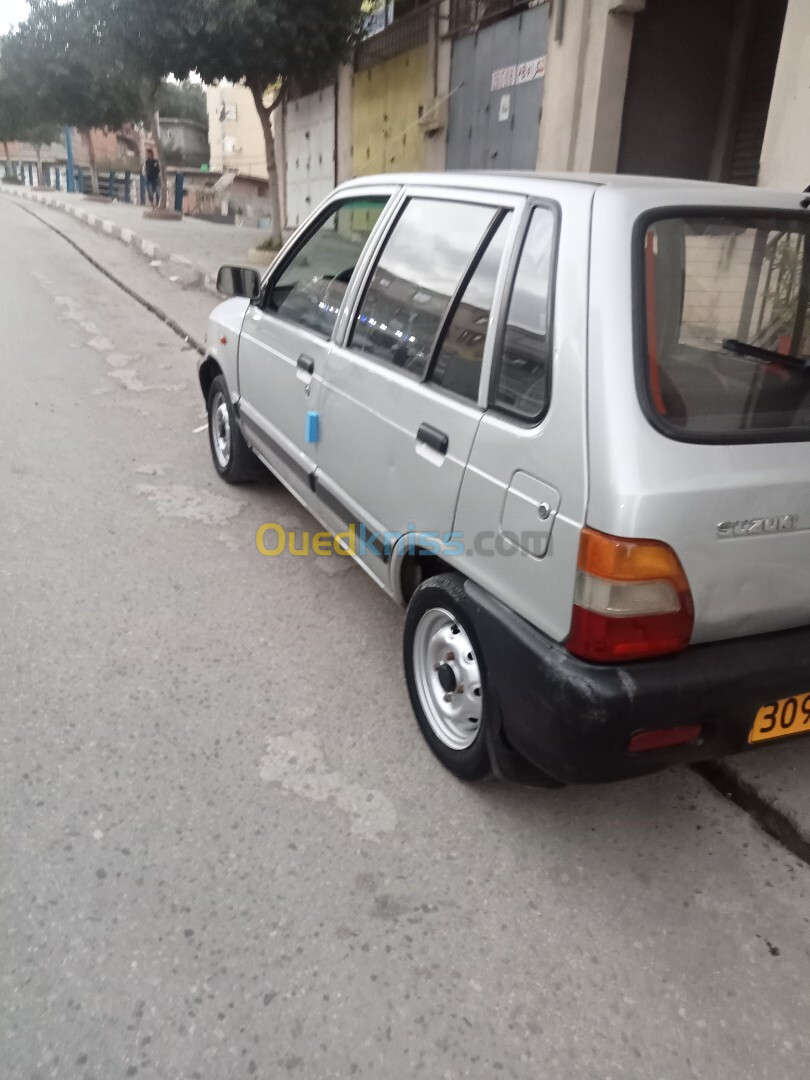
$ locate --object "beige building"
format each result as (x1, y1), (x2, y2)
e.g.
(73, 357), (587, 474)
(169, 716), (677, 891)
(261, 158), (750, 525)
(206, 83), (269, 180)
(535, 0), (808, 193)
(759, 0), (810, 190)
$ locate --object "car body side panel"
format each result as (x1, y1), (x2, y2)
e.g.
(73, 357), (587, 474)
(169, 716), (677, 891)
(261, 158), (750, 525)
(202, 297), (252, 399)
(453, 183), (594, 644)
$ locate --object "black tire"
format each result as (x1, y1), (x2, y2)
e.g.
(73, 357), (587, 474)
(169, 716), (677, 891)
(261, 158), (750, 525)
(206, 375), (262, 484)
(403, 572), (493, 781)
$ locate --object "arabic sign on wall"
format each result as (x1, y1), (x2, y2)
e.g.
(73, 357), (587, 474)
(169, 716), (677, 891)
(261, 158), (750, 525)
(490, 56), (546, 92)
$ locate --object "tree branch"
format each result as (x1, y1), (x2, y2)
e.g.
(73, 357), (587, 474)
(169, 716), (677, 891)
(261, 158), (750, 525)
(248, 78), (285, 119)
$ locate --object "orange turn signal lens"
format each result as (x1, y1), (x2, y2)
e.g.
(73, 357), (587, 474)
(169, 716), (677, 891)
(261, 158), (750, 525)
(576, 528), (690, 588)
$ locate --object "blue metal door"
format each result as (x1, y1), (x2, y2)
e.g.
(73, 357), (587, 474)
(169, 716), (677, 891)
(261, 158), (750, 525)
(446, 5), (549, 171)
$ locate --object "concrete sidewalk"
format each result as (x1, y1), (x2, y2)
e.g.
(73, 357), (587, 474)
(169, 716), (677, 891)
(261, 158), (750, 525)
(1, 185), (274, 290)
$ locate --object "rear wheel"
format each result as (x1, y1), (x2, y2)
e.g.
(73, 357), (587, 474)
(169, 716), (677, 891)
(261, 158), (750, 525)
(404, 573), (492, 781)
(207, 375), (261, 483)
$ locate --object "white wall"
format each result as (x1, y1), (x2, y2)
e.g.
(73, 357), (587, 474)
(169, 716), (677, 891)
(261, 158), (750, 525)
(535, 0), (642, 173)
(285, 87), (336, 229)
(758, 0), (810, 191)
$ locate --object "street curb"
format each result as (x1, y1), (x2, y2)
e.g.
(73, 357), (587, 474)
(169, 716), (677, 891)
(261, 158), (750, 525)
(694, 761), (810, 867)
(14, 197), (206, 356)
(1, 186), (219, 296)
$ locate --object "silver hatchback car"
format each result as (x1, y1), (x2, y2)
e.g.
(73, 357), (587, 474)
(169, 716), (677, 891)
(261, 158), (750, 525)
(200, 172), (810, 784)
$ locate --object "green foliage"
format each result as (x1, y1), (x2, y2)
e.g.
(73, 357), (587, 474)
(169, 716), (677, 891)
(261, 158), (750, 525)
(81, 0), (202, 98)
(2, 0), (365, 228)
(0, 41), (28, 144)
(157, 80), (207, 125)
(188, 0), (366, 95)
(1, 0), (146, 133)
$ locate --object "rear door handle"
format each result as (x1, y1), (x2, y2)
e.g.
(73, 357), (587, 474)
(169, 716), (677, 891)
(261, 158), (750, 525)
(297, 354), (315, 376)
(416, 423), (448, 455)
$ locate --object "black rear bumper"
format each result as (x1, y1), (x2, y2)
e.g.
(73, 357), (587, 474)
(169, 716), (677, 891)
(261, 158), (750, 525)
(465, 580), (810, 784)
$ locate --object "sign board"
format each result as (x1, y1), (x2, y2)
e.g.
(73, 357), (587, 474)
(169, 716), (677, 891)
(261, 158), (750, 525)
(491, 56), (546, 92)
(498, 93), (511, 122)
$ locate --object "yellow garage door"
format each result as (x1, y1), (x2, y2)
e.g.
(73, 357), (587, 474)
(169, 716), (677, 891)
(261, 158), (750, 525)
(352, 46), (428, 177)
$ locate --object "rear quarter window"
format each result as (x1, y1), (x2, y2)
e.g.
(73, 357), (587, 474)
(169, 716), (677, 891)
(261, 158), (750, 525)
(636, 211), (810, 443)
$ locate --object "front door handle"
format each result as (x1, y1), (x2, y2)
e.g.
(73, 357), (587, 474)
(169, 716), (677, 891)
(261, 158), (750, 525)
(416, 423), (448, 455)
(297, 354), (315, 376)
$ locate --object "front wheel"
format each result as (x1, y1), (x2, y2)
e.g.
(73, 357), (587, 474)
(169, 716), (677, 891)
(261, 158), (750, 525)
(403, 573), (492, 781)
(207, 375), (262, 484)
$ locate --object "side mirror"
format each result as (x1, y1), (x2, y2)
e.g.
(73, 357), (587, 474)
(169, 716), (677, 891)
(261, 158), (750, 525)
(216, 265), (261, 300)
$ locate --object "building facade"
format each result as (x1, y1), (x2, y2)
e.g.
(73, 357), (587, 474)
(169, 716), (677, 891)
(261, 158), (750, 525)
(158, 117), (210, 168)
(209, 0), (810, 238)
(535, 0), (806, 191)
(206, 84), (269, 180)
(284, 86), (337, 229)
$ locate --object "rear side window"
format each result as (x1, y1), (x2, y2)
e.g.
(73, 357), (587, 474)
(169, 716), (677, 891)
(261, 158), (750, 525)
(492, 207), (556, 422)
(351, 198), (498, 378)
(640, 213), (810, 442)
(429, 213), (512, 402)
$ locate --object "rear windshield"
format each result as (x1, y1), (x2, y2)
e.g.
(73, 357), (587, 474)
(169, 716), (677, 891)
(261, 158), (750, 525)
(638, 212), (810, 442)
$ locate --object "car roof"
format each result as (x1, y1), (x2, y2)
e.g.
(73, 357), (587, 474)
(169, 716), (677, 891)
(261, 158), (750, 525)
(339, 170), (809, 211)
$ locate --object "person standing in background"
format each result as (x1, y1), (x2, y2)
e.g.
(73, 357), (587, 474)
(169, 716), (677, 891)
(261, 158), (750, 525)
(144, 148), (161, 208)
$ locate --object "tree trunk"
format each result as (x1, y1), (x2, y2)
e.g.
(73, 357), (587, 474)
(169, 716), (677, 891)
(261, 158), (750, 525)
(151, 107), (168, 209)
(34, 145), (43, 186)
(82, 128), (100, 195)
(250, 81), (284, 249)
(3, 141), (11, 178)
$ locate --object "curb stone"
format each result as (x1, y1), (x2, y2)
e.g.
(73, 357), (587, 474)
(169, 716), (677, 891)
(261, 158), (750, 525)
(2, 185), (218, 295)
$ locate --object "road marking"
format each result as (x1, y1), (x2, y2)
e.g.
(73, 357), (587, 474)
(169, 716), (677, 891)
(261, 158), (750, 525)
(193, 423), (207, 433)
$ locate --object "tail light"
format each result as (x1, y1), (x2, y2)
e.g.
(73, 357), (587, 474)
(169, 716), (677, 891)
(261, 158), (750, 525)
(566, 528), (694, 663)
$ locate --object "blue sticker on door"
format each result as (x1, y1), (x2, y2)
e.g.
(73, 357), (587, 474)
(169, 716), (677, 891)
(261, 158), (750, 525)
(306, 411), (320, 444)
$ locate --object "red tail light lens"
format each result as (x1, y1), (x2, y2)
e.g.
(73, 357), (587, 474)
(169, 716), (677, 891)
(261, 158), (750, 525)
(567, 528), (694, 662)
(628, 725), (702, 753)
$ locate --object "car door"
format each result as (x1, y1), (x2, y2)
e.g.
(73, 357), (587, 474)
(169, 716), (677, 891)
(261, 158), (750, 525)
(237, 189), (394, 493)
(315, 187), (524, 577)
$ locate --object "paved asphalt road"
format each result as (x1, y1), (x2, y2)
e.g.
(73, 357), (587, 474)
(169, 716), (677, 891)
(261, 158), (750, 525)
(2, 197), (810, 1080)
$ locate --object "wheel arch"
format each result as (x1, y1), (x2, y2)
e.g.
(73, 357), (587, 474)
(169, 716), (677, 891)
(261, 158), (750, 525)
(392, 539), (457, 606)
(198, 355), (224, 403)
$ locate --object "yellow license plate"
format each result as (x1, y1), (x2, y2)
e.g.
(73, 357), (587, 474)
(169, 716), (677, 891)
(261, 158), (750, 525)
(750, 693), (810, 743)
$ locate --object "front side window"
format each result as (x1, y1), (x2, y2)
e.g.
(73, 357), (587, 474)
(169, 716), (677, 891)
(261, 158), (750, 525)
(351, 198), (499, 378)
(267, 196), (389, 338)
(640, 214), (810, 441)
(492, 207), (556, 422)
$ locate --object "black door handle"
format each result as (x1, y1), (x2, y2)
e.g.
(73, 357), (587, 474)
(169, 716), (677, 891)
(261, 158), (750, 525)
(416, 423), (448, 455)
(297, 354), (315, 375)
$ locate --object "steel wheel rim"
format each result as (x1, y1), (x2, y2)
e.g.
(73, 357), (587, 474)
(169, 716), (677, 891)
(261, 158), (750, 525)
(211, 391), (231, 468)
(412, 607), (483, 751)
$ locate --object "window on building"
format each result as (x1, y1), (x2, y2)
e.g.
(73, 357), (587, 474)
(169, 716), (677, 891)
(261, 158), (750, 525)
(351, 197), (499, 378)
(493, 207), (556, 421)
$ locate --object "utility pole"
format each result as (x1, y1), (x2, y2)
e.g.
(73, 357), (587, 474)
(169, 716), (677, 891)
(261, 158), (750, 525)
(64, 125), (75, 193)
